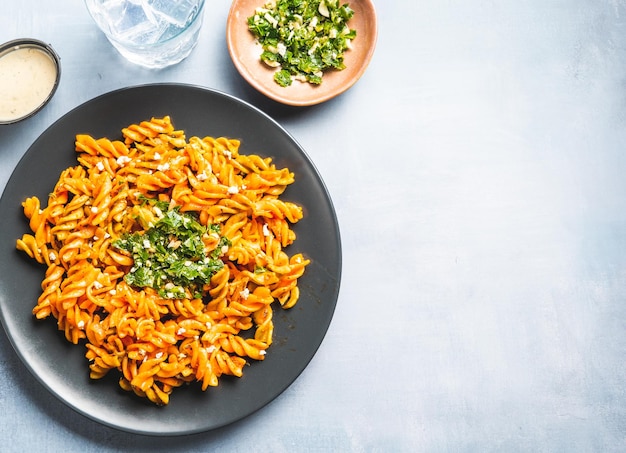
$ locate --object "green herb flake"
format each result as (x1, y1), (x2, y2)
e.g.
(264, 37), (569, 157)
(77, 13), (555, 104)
(247, 0), (356, 86)
(113, 206), (226, 300)
(274, 69), (294, 87)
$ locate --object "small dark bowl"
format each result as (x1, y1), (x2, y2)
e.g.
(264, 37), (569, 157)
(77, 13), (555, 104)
(0, 38), (61, 125)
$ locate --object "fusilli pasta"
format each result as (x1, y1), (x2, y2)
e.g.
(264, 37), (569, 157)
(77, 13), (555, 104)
(16, 116), (309, 405)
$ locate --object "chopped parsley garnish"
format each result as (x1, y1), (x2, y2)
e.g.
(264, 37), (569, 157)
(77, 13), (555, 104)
(113, 208), (229, 300)
(247, 0), (357, 86)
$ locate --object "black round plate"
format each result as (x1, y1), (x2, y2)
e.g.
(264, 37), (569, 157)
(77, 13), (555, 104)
(0, 84), (341, 435)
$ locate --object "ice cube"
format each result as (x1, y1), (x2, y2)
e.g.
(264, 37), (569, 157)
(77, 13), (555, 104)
(88, 0), (126, 33)
(146, 0), (199, 28)
(109, 0), (169, 45)
(99, 0), (127, 16)
(138, 0), (159, 25)
(107, 1), (145, 36)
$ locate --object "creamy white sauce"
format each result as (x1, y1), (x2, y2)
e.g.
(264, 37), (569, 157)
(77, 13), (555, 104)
(0, 47), (57, 122)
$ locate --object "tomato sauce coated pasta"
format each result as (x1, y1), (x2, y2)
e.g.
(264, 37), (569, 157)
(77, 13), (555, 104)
(15, 116), (309, 405)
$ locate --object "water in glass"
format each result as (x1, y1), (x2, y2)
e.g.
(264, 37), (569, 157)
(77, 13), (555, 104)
(85, 0), (205, 69)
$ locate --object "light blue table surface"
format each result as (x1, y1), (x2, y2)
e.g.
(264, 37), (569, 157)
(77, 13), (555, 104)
(1, 0), (626, 451)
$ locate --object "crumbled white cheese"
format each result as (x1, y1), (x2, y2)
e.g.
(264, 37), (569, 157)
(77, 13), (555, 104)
(116, 155), (131, 166)
(143, 239), (151, 249)
(77, 320), (85, 329)
(154, 152), (161, 160)
(93, 281), (103, 290)
(96, 161), (105, 171)
(228, 185), (239, 194)
(263, 223), (270, 237)
(221, 245), (229, 254)
(277, 42), (287, 57)
(264, 59), (281, 68)
(308, 41), (319, 56)
(109, 289), (117, 295)
(197, 171), (208, 181)
(90, 206), (98, 214)
(264, 12), (278, 27)
(155, 352), (164, 359)
(223, 150), (232, 159)
(259, 350), (266, 356)
(240, 287), (250, 300)
(157, 163), (170, 171)
(318, 0), (330, 17)
(177, 328), (186, 336)
(206, 345), (216, 353)
(48, 251), (57, 261)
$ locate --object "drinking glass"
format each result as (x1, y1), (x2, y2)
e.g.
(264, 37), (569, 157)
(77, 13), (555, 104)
(85, 0), (205, 69)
